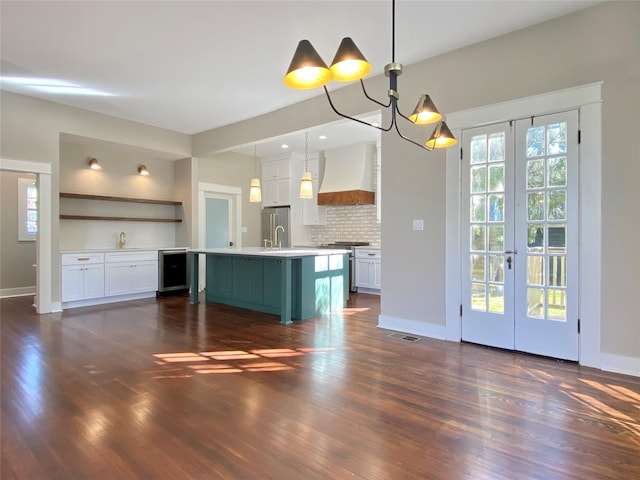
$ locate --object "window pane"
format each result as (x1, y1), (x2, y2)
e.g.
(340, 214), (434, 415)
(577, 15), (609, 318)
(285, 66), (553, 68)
(470, 254), (486, 281)
(527, 225), (544, 253)
(527, 288), (545, 318)
(471, 226), (486, 252)
(527, 159), (545, 188)
(548, 190), (566, 220)
(488, 132), (505, 162)
(471, 283), (486, 311)
(548, 157), (567, 187)
(548, 289), (566, 321)
(488, 285), (504, 313)
(548, 224), (566, 252)
(489, 255), (504, 282)
(527, 256), (545, 286)
(488, 164), (504, 192)
(470, 166), (486, 193)
(488, 225), (504, 252)
(471, 195), (486, 222)
(470, 135), (487, 164)
(488, 194), (504, 222)
(527, 192), (545, 221)
(548, 255), (566, 287)
(547, 122), (567, 154)
(526, 126), (545, 157)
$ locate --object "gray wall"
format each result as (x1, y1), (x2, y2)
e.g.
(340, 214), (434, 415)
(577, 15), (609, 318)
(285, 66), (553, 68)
(0, 171), (36, 292)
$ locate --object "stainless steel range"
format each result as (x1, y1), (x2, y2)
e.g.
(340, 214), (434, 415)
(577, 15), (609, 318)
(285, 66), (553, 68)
(318, 241), (369, 293)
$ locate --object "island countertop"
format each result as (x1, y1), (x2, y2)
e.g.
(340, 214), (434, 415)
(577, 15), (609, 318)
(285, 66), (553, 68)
(189, 247), (350, 257)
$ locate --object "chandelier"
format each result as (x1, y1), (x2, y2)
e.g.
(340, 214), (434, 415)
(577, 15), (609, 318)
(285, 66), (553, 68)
(284, 0), (457, 151)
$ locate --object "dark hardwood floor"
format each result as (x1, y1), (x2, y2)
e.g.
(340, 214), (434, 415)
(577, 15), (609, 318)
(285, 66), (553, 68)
(1, 294), (639, 479)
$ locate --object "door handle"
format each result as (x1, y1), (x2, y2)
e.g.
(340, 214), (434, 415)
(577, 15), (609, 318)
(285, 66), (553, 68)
(506, 256), (513, 270)
(504, 249), (518, 254)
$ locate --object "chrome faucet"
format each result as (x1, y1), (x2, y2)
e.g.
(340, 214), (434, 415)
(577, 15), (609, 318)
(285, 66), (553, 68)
(274, 225), (285, 249)
(119, 232), (127, 249)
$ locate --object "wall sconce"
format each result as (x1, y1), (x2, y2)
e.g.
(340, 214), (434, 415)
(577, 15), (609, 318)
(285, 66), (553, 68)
(138, 165), (149, 176)
(88, 157), (101, 170)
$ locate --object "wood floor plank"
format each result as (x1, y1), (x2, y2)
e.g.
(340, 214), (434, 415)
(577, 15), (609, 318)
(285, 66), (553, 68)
(1, 294), (639, 479)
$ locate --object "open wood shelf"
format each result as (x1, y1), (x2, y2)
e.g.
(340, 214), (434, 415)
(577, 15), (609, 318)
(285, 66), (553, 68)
(60, 215), (182, 223)
(60, 192), (182, 206)
(59, 192), (183, 222)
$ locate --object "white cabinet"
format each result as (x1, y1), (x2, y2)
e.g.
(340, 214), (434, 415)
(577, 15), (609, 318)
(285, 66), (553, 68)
(61, 252), (105, 302)
(302, 157), (327, 225)
(355, 248), (381, 292)
(104, 251), (158, 297)
(262, 157), (292, 207)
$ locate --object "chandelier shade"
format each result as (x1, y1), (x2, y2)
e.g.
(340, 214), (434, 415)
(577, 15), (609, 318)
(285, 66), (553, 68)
(408, 94), (442, 125)
(425, 122), (457, 149)
(284, 40), (333, 89)
(329, 37), (371, 82)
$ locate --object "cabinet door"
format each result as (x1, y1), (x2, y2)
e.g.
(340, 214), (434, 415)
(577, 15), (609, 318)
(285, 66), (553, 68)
(133, 261), (158, 293)
(355, 259), (371, 288)
(263, 259), (282, 309)
(83, 264), (105, 299)
(372, 261), (382, 289)
(233, 257), (263, 303)
(263, 179), (290, 207)
(61, 265), (84, 302)
(105, 263), (136, 296)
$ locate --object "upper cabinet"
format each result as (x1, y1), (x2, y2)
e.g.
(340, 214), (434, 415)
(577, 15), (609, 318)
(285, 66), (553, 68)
(262, 156), (292, 207)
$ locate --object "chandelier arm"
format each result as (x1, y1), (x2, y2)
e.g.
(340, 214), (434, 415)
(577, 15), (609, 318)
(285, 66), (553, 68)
(359, 79), (392, 108)
(323, 87), (394, 132)
(392, 113), (433, 151)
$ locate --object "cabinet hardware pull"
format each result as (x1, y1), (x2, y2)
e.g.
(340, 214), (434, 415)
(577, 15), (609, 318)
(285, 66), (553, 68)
(77, 257), (90, 261)
(367, 253), (376, 256)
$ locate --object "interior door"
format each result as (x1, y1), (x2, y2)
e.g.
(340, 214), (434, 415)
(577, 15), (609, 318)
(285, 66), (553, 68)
(461, 111), (579, 360)
(205, 196), (232, 248)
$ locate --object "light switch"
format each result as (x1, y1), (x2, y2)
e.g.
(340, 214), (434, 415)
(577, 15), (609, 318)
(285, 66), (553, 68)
(412, 219), (424, 231)
(241, 226), (248, 233)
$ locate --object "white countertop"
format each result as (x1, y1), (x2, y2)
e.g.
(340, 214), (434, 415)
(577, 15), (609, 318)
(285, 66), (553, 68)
(189, 247), (350, 257)
(61, 247), (188, 253)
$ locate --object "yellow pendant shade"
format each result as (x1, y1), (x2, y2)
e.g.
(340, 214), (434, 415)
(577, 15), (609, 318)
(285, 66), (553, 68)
(284, 40), (333, 89)
(425, 122), (458, 149)
(329, 37), (371, 82)
(409, 94), (442, 124)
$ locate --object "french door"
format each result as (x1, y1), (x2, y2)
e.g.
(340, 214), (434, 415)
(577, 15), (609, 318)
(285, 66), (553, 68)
(461, 111), (579, 360)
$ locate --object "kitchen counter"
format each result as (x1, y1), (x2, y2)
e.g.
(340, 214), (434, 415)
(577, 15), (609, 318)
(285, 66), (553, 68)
(189, 248), (349, 323)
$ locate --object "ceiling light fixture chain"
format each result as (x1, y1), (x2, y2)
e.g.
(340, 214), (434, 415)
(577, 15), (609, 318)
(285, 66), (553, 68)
(284, 0), (457, 151)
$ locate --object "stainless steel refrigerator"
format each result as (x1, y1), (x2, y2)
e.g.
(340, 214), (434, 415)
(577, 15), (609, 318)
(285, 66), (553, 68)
(261, 206), (291, 248)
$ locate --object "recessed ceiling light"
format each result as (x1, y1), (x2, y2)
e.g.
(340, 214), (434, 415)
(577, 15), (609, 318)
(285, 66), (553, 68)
(281, 144), (289, 149)
(318, 135), (327, 140)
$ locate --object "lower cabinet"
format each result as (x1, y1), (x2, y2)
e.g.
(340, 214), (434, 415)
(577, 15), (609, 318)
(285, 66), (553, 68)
(355, 248), (381, 291)
(105, 251), (158, 297)
(61, 253), (105, 302)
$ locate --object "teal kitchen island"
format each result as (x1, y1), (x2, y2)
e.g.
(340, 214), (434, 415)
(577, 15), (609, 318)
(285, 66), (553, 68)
(189, 248), (350, 324)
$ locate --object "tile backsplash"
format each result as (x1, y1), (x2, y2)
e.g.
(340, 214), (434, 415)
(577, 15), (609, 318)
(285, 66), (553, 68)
(309, 204), (381, 246)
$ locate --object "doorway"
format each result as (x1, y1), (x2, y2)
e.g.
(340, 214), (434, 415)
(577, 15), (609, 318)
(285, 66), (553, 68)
(460, 112), (579, 360)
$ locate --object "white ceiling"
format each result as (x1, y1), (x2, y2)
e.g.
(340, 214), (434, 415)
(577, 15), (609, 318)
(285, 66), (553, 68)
(1, 0), (601, 157)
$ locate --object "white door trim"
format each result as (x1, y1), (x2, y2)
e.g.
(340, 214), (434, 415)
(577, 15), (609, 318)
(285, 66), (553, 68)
(444, 83), (602, 369)
(0, 157), (55, 314)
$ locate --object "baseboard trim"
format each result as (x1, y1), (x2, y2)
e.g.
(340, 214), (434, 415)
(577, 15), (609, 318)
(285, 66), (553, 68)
(62, 291), (156, 310)
(600, 353), (640, 377)
(0, 286), (36, 298)
(377, 315), (447, 340)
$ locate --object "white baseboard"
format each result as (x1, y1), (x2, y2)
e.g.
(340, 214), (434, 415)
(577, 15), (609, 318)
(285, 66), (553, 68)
(377, 315), (447, 340)
(0, 286), (36, 298)
(62, 291), (156, 310)
(600, 353), (640, 377)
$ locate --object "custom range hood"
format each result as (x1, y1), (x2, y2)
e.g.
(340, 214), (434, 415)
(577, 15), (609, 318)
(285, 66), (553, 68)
(318, 142), (376, 205)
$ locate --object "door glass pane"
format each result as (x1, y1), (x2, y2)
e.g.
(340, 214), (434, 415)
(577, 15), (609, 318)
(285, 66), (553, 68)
(548, 190), (566, 220)
(527, 256), (544, 286)
(488, 132), (505, 162)
(527, 225), (544, 252)
(548, 289), (566, 321)
(527, 288), (545, 318)
(526, 126), (545, 157)
(548, 157), (567, 187)
(548, 224), (566, 252)
(527, 192), (545, 220)
(471, 196), (486, 222)
(489, 285), (504, 313)
(471, 283), (486, 311)
(471, 255), (486, 281)
(488, 164), (504, 192)
(471, 135), (487, 164)
(548, 256), (566, 287)
(489, 255), (504, 282)
(471, 226), (486, 251)
(527, 159), (545, 188)
(471, 166), (486, 192)
(547, 122), (567, 154)
(488, 226), (504, 252)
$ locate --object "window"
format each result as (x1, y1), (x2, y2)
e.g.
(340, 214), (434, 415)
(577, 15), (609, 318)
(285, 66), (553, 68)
(18, 177), (37, 241)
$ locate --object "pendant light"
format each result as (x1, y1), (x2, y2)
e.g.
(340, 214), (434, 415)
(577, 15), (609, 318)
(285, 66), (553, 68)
(299, 132), (313, 199)
(249, 145), (262, 203)
(283, 0), (457, 151)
